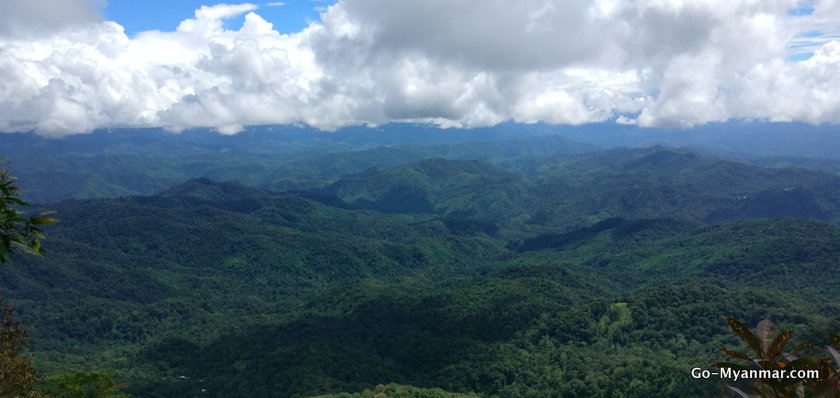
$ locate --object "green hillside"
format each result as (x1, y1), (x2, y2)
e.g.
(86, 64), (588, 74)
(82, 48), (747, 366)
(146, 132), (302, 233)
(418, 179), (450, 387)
(0, 174), (837, 397)
(316, 148), (840, 232)
(6, 133), (594, 204)
(2, 143), (840, 397)
(318, 159), (529, 219)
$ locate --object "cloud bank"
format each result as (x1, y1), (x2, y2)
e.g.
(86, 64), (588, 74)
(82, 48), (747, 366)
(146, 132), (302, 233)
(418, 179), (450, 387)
(0, 0), (838, 136)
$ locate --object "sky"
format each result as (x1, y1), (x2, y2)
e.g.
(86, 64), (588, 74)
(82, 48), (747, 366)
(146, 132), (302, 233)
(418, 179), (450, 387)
(0, 0), (838, 137)
(101, 0), (336, 36)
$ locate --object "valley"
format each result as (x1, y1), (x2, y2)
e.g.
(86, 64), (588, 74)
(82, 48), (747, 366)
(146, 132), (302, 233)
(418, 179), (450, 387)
(2, 125), (839, 397)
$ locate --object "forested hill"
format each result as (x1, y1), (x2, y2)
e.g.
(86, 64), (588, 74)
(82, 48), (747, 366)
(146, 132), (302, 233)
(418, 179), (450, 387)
(4, 126), (840, 397)
(1, 163), (840, 396)
(5, 133), (595, 204)
(313, 147), (840, 230)
(5, 123), (840, 205)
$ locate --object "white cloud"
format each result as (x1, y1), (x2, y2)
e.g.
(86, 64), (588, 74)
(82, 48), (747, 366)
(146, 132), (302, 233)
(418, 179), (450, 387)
(0, 0), (838, 136)
(266, 2), (285, 6)
(0, 0), (104, 38)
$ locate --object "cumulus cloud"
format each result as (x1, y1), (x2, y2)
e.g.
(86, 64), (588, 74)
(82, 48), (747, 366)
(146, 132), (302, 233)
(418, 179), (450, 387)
(0, 0), (104, 38)
(0, 0), (838, 136)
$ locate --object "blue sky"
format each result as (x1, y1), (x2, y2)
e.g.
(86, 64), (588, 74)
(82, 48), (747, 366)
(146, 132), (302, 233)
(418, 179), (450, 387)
(101, 1), (336, 35)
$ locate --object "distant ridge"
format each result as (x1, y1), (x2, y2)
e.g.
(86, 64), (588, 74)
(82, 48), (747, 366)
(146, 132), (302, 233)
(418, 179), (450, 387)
(157, 178), (271, 201)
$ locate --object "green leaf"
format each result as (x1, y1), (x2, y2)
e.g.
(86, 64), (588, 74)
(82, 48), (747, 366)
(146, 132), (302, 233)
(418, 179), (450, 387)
(4, 197), (27, 206)
(829, 333), (840, 352)
(767, 329), (794, 361)
(814, 382), (840, 398)
(781, 358), (832, 390)
(0, 161), (58, 264)
(722, 346), (753, 361)
(791, 341), (813, 354)
(785, 356), (824, 373)
(728, 317), (766, 359)
(29, 216), (59, 226)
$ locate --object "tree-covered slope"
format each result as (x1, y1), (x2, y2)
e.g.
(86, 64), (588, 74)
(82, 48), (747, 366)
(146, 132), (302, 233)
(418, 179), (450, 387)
(1, 174), (838, 396)
(1, 180), (507, 371)
(4, 128), (595, 204)
(3, 137), (840, 398)
(521, 147), (840, 227)
(309, 383), (480, 398)
(315, 159), (530, 221)
(129, 228), (840, 398)
(318, 147), (840, 233)
(516, 217), (840, 293)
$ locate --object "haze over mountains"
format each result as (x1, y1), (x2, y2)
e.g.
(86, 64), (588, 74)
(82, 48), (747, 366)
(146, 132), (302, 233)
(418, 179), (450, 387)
(1, 122), (840, 397)
(5, 122), (840, 204)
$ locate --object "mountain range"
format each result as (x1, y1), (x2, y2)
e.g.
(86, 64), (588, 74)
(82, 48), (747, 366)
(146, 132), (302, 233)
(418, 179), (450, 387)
(1, 123), (840, 397)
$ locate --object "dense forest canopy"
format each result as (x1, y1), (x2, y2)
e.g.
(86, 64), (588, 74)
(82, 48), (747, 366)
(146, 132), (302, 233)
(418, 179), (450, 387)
(1, 124), (839, 397)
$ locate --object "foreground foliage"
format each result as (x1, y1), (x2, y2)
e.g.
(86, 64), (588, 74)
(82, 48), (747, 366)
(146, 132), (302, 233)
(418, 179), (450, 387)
(716, 318), (840, 398)
(1, 158), (56, 398)
(0, 299), (39, 398)
(0, 158), (58, 263)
